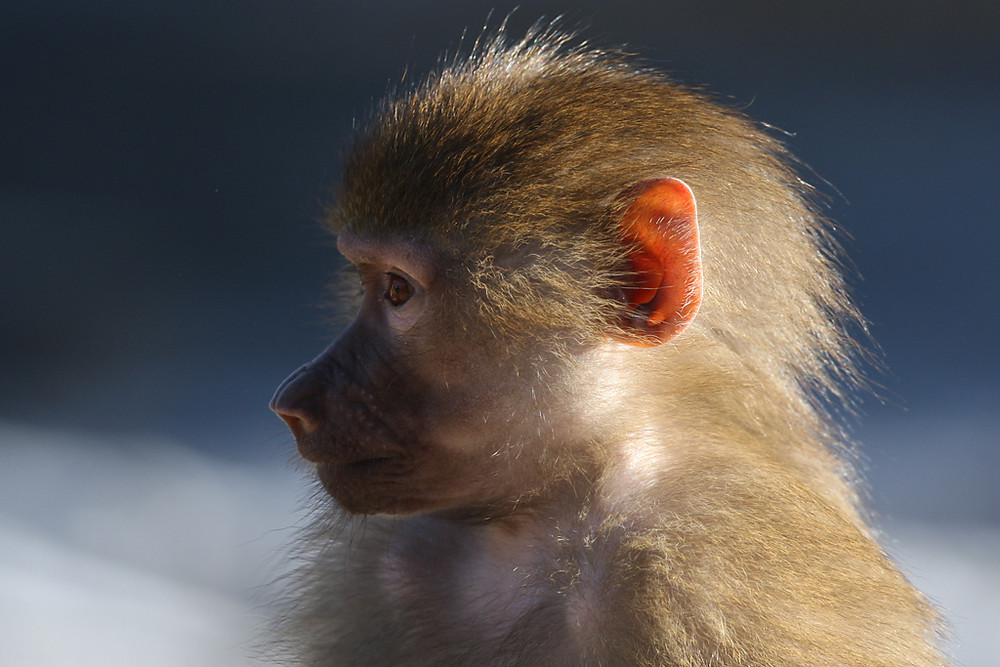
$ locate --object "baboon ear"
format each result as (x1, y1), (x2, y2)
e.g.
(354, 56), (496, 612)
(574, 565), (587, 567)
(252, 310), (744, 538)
(615, 178), (702, 346)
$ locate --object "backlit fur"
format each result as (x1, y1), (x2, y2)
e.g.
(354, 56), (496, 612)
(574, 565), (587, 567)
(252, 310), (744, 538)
(273, 28), (948, 666)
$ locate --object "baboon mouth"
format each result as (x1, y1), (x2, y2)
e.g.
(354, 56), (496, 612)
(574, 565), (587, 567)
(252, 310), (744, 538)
(317, 457), (393, 481)
(347, 456), (392, 470)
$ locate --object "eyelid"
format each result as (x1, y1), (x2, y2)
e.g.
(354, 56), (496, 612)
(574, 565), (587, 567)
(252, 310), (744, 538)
(337, 229), (438, 285)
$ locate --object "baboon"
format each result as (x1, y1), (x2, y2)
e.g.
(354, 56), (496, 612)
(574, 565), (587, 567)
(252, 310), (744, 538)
(271, 29), (947, 666)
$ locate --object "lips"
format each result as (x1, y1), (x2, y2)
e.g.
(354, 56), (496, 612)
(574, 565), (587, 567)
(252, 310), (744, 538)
(317, 456), (391, 484)
(295, 431), (393, 466)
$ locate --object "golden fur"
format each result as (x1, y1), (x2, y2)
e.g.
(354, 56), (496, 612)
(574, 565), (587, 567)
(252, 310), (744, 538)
(271, 28), (949, 666)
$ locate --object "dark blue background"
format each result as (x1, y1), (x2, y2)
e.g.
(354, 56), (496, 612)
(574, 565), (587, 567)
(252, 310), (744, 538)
(2, 1), (998, 523)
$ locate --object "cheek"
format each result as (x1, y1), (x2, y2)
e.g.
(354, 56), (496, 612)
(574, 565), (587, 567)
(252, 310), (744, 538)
(328, 379), (551, 514)
(308, 350), (510, 514)
(301, 326), (574, 515)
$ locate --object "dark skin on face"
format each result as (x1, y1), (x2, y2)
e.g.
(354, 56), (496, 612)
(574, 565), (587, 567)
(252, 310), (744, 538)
(272, 231), (485, 514)
(270, 179), (700, 517)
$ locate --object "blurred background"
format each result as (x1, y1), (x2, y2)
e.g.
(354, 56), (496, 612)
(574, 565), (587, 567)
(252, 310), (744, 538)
(1, 1), (997, 664)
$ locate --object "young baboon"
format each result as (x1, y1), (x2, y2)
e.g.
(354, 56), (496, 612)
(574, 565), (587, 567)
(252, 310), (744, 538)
(271, 29), (948, 666)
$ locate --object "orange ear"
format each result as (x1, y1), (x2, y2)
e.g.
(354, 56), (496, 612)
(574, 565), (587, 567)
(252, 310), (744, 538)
(616, 178), (702, 345)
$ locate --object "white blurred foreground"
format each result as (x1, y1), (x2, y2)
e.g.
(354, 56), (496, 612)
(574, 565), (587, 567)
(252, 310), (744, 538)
(0, 423), (301, 666)
(1, 422), (997, 665)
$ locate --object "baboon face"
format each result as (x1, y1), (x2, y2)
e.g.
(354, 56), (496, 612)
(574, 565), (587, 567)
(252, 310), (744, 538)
(273, 173), (702, 517)
(271, 230), (573, 515)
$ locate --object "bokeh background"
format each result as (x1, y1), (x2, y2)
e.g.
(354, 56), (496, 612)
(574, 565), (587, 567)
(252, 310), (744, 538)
(2, 1), (997, 664)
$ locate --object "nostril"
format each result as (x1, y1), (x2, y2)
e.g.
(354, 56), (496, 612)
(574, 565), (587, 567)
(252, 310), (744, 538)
(270, 367), (325, 438)
(274, 407), (321, 439)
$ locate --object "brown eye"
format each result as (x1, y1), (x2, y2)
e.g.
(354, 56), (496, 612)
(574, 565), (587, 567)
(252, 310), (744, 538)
(385, 273), (414, 307)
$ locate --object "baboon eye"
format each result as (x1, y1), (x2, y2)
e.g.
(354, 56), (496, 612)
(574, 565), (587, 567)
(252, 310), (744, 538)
(385, 273), (414, 307)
